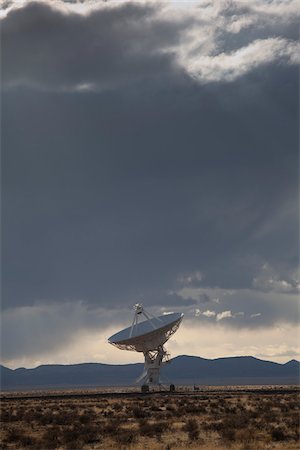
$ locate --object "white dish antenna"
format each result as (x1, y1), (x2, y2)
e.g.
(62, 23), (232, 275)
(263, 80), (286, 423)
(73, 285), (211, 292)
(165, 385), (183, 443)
(108, 304), (183, 386)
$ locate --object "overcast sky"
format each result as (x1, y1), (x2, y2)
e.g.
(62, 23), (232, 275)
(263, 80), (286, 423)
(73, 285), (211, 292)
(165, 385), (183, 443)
(1, 0), (299, 369)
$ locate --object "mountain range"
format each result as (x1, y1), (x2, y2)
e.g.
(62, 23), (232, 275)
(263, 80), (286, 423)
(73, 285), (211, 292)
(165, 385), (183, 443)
(1, 355), (299, 390)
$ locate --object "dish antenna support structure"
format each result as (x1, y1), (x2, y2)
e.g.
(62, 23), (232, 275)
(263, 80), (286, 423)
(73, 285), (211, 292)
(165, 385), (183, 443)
(108, 304), (183, 386)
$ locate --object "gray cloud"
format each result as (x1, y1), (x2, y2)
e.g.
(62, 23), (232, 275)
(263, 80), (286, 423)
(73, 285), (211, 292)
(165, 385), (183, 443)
(1, 0), (299, 363)
(2, 0), (299, 90)
(4, 74), (297, 309)
(1, 302), (103, 360)
(180, 285), (299, 329)
(2, 1), (187, 90)
(252, 263), (300, 294)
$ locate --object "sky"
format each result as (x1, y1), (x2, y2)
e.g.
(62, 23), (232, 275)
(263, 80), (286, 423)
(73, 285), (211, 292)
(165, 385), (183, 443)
(1, 0), (299, 369)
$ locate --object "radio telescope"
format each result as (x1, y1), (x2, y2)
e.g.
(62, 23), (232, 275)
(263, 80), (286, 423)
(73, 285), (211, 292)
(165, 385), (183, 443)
(108, 304), (183, 386)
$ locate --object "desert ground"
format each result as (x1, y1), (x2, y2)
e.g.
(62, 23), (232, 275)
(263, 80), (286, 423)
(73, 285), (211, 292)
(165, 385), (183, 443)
(0, 386), (299, 449)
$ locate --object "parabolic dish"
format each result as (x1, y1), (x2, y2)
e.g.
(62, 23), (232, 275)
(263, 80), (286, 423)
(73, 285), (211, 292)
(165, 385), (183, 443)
(108, 312), (183, 352)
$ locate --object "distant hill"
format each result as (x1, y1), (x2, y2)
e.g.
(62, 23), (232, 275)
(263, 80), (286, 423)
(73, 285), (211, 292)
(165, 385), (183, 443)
(162, 355), (299, 386)
(1, 355), (299, 390)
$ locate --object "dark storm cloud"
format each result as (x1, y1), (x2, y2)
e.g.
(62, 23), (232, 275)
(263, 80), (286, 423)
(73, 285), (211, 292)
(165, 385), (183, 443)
(1, 0), (299, 330)
(142, 292), (197, 308)
(3, 69), (298, 314)
(2, 1), (188, 90)
(1, 302), (104, 360)
(2, 1), (299, 89)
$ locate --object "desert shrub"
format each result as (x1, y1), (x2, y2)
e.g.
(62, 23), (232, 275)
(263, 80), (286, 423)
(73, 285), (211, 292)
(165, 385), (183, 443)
(291, 400), (300, 410)
(42, 425), (61, 448)
(0, 443), (9, 450)
(139, 419), (169, 437)
(39, 411), (54, 425)
(133, 406), (148, 419)
(60, 422), (99, 447)
(205, 412), (248, 434)
(292, 427), (300, 441)
(280, 404), (289, 413)
(183, 418), (199, 441)
(166, 404), (176, 413)
(224, 413), (249, 429)
(5, 427), (25, 443)
(103, 418), (121, 435)
(79, 410), (96, 424)
(61, 427), (79, 444)
(23, 408), (40, 423)
(64, 439), (81, 450)
(79, 413), (89, 424)
(223, 405), (237, 414)
(288, 413), (300, 437)
(103, 409), (114, 417)
(19, 434), (35, 447)
(219, 427), (236, 441)
(9, 412), (19, 422)
(139, 419), (154, 436)
(115, 429), (137, 445)
(204, 420), (224, 432)
(152, 421), (169, 435)
(271, 427), (287, 441)
(81, 424), (100, 444)
(235, 428), (254, 445)
(248, 410), (259, 419)
(0, 410), (12, 422)
(113, 403), (123, 412)
(236, 403), (246, 412)
(40, 409), (78, 426)
(263, 411), (276, 423)
(184, 403), (204, 414)
(178, 399), (187, 408)
(6, 408), (25, 421)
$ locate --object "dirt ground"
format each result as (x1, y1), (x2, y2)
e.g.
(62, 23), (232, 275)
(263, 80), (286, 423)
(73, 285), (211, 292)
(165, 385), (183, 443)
(0, 386), (299, 449)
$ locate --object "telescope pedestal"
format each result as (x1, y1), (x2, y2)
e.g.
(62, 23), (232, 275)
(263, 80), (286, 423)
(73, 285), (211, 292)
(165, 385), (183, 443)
(143, 345), (167, 385)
